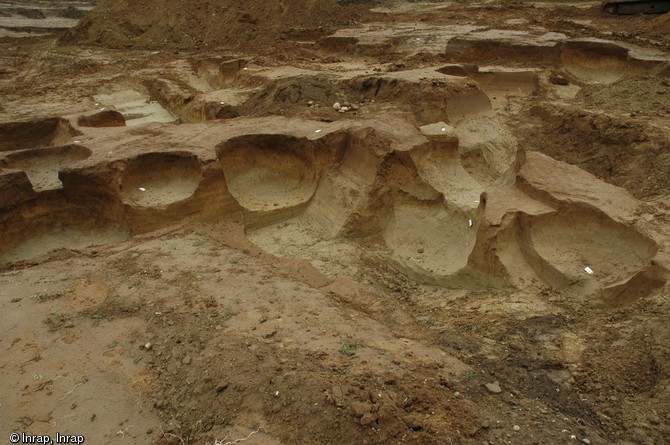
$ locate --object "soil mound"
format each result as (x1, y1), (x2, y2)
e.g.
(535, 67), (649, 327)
(59, 0), (377, 51)
(638, 11), (670, 44)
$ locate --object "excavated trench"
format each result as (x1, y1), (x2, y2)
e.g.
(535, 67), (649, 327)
(0, 119), (664, 300)
(0, 38), (667, 301)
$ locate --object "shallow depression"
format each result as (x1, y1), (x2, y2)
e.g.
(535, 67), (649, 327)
(121, 152), (202, 207)
(525, 207), (657, 286)
(1, 144), (92, 191)
(384, 200), (477, 276)
(218, 134), (321, 212)
(0, 117), (80, 152)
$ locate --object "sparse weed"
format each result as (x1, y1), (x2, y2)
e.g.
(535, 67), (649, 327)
(32, 293), (49, 302)
(339, 343), (359, 355)
(32, 292), (63, 303)
(204, 296), (217, 307)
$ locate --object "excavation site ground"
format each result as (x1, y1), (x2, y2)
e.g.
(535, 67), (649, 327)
(1, 1), (670, 444)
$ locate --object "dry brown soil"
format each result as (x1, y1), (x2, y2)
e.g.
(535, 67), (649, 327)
(1, 1), (670, 445)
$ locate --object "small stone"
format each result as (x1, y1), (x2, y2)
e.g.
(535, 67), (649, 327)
(10, 298), (21, 303)
(216, 383), (229, 393)
(333, 102), (341, 111)
(581, 439), (591, 444)
(512, 425), (520, 431)
(485, 381), (502, 394)
(144, 342), (152, 350)
(338, 108), (347, 113)
(417, 248), (424, 254)
(307, 100), (314, 106)
(182, 355), (192, 365)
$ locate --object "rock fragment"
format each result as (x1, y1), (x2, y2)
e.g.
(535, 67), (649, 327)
(485, 381), (502, 394)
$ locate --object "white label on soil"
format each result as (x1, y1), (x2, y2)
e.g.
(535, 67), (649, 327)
(584, 266), (594, 275)
(468, 219), (473, 227)
(139, 187), (146, 192)
(315, 129), (322, 133)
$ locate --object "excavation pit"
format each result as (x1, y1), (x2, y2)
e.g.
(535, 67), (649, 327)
(384, 200), (477, 277)
(561, 43), (629, 84)
(77, 109), (126, 127)
(1, 144), (92, 191)
(0, 117), (80, 152)
(218, 134), (322, 212)
(437, 65), (539, 102)
(521, 207), (658, 288)
(121, 153), (202, 207)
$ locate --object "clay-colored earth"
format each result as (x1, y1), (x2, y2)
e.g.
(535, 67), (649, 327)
(1, 1), (670, 444)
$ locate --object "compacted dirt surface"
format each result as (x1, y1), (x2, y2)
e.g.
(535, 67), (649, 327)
(1, 1), (670, 444)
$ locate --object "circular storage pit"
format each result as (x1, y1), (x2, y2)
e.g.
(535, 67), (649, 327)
(219, 134), (320, 212)
(527, 207), (657, 285)
(121, 152), (202, 207)
(384, 201), (477, 276)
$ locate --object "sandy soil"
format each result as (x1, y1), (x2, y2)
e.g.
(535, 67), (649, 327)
(1, 1), (670, 445)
